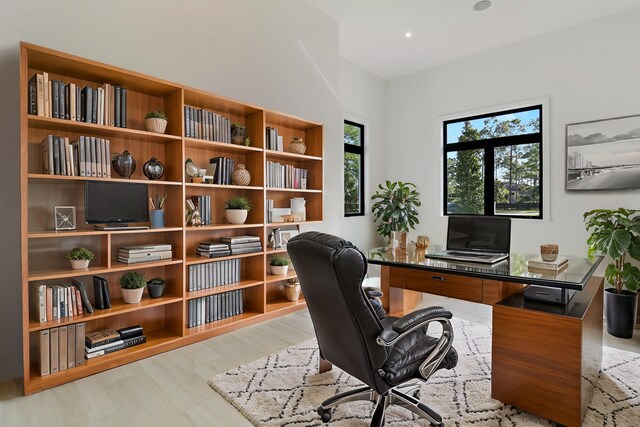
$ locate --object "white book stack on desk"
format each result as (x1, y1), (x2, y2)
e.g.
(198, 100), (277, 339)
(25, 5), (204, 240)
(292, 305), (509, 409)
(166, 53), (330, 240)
(118, 244), (172, 264)
(527, 255), (569, 272)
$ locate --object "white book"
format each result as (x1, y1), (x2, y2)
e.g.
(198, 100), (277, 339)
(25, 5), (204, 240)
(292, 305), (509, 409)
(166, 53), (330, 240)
(43, 72), (50, 117)
(118, 250), (172, 259)
(95, 138), (103, 177)
(36, 74), (44, 116)
(69, 83), (76, 121)
(120, 244), (172, 253)
(30, 281), (46, 322)
(100, 139), (108, 178)
(97, 86), (105, 126)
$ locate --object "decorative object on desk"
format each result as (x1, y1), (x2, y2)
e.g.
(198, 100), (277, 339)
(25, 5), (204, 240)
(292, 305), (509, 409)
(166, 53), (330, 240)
(143, 157), (164, 180)
(284, 278), (301, 302)
(54, 206), (76, 231)
(527, 255), (569, 271)
(275, 228), (299, 248)
(371, 181), (421, 250)
(111, 150), (136, 178)
(120, 271), (146, 304)
(146, 277), (166, 298)
(413, 235), (430, 261)
(288, 137), (306, 155)
(225, 196), (252, 224)
(270, 256), (290, 276)
(144, 110), (167, 134)
(230, 123), (249, 145)
(584, 208), (640, 338)
(231, 164), (251, 186)
(185, 158), (200, 181)
(149, 193), (167, 228)
(185, 198), (202, 227)
(540, 243), (559, 262)
(290, 197), (306, 222)
(567, 114), (640, 190)
(66, 247), (94, 270)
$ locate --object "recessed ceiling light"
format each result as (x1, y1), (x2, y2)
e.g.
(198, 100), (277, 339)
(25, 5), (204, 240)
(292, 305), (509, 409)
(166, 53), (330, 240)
(473, 0), (492, 11)
(404, 32), (412, 38)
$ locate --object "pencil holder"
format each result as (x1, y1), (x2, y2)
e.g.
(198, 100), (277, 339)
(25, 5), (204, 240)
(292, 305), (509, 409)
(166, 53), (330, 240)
(150, 209), (164, 228)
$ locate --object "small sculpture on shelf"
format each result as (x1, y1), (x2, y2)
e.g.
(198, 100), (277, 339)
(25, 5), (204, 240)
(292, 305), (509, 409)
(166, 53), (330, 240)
(143, 157), (164, 180)
(185, 158), (203, 183)
(230, 123), (250, 146)
(186, 198), (202, 227)
(112, 150), (136, 178)
(144, 110), (168, 134)
(66, 246), (94, 270)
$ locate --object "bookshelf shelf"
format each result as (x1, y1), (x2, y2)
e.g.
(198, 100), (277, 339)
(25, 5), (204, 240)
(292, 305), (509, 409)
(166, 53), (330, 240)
(21, 42), (323, 395)
(265, 270), (298, 284)
(265, 247), (289, 255)
(265, 221), (322, 228)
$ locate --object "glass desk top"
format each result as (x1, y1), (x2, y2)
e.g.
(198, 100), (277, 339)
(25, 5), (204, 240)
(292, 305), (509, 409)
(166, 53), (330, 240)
(367, 245), (603, 291)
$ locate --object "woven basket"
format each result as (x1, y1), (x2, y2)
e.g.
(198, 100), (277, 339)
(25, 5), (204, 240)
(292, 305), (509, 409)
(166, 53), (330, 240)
(232, 164), (251, 186)
(288, 139), (306, 155)
(145, 118), (168, 134)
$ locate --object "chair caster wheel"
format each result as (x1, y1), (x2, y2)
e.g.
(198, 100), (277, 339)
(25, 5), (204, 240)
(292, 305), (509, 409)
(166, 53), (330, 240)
(317, 407), (332, 423)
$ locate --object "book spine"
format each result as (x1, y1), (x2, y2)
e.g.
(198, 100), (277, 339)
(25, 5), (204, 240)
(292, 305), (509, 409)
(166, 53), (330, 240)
(93, 276), (105, 310)
(58, 326), (68, 371)
(76, 86), (81, 121)
(36, 74), (45, 116)
(60, 83), (66, 120)
(67, 323), (76, 369)
(69, 83), (76, 121)
(101, 278), (111, 309)
(50, 327), (59, 374)
(120, 88), (127, 128)
(39, 329), (50, 376)
(114, 86), (121, 127)
(52, 80), (59, 119)
(91, 87), (97, 124)
(75, 322), (85, 366)
(28, 74), (37, 115)
(43, 73), (50, 117)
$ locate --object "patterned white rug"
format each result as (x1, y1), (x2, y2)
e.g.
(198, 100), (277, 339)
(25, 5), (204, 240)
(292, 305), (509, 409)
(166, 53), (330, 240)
(208, 318), (640, 426)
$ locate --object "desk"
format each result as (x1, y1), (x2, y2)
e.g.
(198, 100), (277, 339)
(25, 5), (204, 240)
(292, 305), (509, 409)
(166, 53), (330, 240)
(368, 247), (604, 427)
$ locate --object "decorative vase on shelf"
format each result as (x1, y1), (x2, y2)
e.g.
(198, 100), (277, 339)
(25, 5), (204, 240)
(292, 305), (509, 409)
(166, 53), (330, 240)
(288, 137), (306, 155)
(284, 280), (301, 302)
(70, 260), (90, 270)
(112, 150), (136, 178)
(122, 287), (145, 304)
(230, 124), (248, 145)
(232, 164), (251, 186)
(143, 157), (164, 180)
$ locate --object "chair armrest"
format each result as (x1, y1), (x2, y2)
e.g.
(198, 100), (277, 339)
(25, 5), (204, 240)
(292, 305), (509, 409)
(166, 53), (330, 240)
(363, 287), (383, 298)
(377, 306), (452, 347)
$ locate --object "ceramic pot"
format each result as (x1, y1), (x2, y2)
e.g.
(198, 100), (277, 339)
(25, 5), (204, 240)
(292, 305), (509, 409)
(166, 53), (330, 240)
(288, 138), (306, 155)
(112, 150), (136, 178)
(284, 283), (301, 302)
(143, 157), (164, 180)
(271, 264), (289, 275)
(604, 288), (638, 338)
(230, 125), (248, 145)
(147, 282), (166, 298)
(149, 210), (164, 228)
(540, 244), (559, 262)
(226, 209), (248, 224)
(70, 259), (90, 270)
(232, 164), (251, 186)
(121, 287), (145, 304)
(145, 118), (167, 134)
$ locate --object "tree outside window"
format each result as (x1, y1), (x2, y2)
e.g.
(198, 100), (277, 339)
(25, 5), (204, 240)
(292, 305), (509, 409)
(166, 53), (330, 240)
(344, 120), (364, 216)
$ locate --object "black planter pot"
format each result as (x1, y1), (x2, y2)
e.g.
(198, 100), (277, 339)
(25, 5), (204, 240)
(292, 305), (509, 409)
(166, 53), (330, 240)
(604, 288), (638, 338)
(147, 282), (166, 298)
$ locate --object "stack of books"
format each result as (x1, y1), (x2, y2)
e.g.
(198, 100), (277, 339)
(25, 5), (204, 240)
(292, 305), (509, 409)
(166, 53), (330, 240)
(184, 105), (230, 142)
(188, 259), (241, 291)
(527, 255), (569, 273)
(85, 326), (146, 359)
(221, 236), (262, 255)
(197, 242), (231, 258)
(37, 322), (85, 376)
(118, 244), (172, 264)
(266, 161), (308, 189)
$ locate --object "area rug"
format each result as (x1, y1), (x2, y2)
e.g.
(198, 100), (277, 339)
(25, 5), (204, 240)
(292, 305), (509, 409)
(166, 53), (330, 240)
(208, 318), (640, 426)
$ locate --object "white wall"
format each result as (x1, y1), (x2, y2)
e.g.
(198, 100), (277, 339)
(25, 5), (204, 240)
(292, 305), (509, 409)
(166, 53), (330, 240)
(0, 0), (370, 382)
(386, 8), (640, 256)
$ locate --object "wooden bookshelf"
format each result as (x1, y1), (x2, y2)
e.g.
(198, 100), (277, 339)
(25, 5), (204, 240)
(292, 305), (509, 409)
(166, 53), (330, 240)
(20, 42), (322, 394)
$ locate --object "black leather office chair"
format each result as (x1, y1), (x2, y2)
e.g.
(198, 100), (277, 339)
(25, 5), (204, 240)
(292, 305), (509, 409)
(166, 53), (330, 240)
(287, 232), (458, 427)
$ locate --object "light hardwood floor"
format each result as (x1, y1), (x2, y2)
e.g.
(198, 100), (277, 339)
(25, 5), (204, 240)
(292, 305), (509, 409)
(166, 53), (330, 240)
(1, 295), (638, 427)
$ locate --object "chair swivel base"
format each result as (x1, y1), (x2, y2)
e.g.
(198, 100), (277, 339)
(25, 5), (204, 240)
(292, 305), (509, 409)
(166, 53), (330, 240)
(316, 382), (443, 427)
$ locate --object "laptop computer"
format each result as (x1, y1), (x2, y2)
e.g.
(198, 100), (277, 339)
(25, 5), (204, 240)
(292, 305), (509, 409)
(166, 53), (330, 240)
(426, 216), (511, 264)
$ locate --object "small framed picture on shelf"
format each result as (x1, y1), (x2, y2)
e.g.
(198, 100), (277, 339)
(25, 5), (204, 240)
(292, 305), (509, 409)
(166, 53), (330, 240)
(54, 206), (76, 230)
(275, 227), (300, 248)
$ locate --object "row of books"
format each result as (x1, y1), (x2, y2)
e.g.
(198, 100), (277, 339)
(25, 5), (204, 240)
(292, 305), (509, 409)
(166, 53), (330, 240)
(28, 73), (128, 127)
(189, 195), (212, 225)
(184, 105), (231, 142)
(197, 236), (262, 258)
(188, 259), (241, 292)
(30, 281), (90, 322)
(209, 157), (235, 185)
(84, 326), (146, 359)
(37, 322), (85, 376)
(41, 134), (111, 177)
(187, 290), (244, 328)
(266, 161), (308, 189)
(118, 244), (173, 265)
(265, 126), (283, 151)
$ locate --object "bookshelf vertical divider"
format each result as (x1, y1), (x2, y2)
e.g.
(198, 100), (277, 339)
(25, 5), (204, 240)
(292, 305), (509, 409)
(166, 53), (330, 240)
(20, 42), (323, 394)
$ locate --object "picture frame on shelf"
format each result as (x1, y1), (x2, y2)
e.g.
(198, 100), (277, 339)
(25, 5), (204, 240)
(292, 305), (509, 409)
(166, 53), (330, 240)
(275, 226), (300, 248)
(54, 206), (76, 230)
(566, 114), (640, 190)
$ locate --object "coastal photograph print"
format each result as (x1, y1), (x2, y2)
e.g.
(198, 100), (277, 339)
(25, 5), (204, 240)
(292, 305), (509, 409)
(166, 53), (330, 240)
(566, 114), (640, 190)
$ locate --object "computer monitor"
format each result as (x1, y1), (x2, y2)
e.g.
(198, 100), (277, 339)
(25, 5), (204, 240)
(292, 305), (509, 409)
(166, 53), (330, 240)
(85, 181), (149, 227)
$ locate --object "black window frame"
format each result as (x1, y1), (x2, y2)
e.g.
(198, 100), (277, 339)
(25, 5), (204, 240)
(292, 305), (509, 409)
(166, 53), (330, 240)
(443, 105), (543, 219)
(344, 119), (365, 217)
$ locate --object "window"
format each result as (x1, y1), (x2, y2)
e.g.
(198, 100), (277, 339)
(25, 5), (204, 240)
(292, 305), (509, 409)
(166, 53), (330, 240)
(443, 105), (542, 219)
(344, 120), (365, 216)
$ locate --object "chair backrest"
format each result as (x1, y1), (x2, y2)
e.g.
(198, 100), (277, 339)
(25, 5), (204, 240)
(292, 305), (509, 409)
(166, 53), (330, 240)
(287, 232), (389, 388)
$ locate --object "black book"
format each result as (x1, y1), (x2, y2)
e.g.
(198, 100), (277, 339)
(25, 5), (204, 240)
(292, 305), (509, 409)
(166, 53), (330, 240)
(81, 86), (92, 123)
(184, 106), (190, 137)
(226, 158), (235, 185)
(75, 86), (81, 122)
(64, 84), (70, 120)
(71, 279), (94, 314)
(53, 135), (60, 175)
(59, 83), (66, 121)
(117, 325), (143, 340)
(91, 87), (97, 124)
(28, 74), (37, 115)
(120, 88), (127, 128)
(98, 276), (112, 309)
(52, 80), (59, 119)
(92, 275), (105, 310)
(114, 86), (121, 127)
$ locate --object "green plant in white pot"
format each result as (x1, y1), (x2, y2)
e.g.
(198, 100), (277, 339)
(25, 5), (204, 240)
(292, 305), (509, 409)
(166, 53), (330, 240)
(225, 196), (252, 224)
(584, 208), (640, 338)
(270, 256), (290, 275)
(371, 181), (421, 250)
(120, 271), (147, 304)
(66, 247), (94, 270)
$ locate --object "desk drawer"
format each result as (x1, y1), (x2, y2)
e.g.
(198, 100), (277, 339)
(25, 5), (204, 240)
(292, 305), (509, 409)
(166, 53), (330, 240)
(405, 270), (483, 303)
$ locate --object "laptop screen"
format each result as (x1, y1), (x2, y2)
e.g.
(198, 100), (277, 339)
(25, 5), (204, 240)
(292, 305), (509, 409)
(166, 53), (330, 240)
(446, 216), (511, 253)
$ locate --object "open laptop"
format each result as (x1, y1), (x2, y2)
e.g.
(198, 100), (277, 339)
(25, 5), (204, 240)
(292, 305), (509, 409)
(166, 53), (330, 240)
(426, 216), (511, 264)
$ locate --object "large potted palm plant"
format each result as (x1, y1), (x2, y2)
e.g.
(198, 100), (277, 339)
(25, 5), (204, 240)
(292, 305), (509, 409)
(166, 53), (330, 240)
(371, 181), (421, 251)
(584, 208), (640, 338)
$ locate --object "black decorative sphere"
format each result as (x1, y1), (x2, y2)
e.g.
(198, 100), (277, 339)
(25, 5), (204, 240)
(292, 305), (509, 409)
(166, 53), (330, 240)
(143, 157), (164, 180)
(112, 150), (136, 179)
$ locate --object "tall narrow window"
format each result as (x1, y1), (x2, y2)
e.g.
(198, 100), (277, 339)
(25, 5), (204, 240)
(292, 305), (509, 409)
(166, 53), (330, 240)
(443, 105), (543, 218)
(344, 120), (365, 216)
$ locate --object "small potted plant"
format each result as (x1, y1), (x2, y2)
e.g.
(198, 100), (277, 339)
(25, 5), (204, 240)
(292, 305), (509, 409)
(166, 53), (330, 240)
(270, 256), (290, 275)
(284, 278), (301, 302)
(66, 247), (94, 270)
(120, 271), (147, 304)
(146, 277), (166, 299)
(144, 110), (168, 134)
(225, 196), (252, 224)
(230, 123), (250, 146)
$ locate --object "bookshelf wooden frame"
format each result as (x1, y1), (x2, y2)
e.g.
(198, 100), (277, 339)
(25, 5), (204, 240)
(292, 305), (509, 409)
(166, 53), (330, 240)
(20, 42), (323, 394)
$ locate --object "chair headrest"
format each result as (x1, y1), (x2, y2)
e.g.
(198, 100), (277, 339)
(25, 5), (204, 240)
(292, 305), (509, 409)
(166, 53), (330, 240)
(289, 231), (354, 253)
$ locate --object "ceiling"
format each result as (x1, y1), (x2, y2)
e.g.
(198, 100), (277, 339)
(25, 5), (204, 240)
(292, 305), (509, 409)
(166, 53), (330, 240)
(304, 0), (640, 80)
